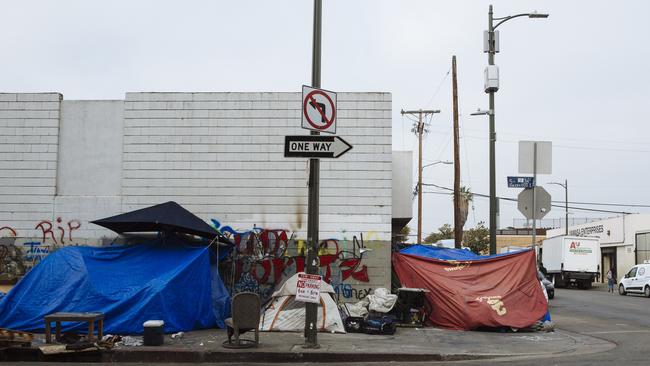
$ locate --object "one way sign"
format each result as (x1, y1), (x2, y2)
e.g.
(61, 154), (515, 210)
(284, 135), (353, 159)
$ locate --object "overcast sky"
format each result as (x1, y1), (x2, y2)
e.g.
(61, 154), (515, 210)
(2, 0), (649, 237)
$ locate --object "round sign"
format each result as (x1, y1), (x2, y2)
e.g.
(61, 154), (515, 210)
(303, 90), (336, 131)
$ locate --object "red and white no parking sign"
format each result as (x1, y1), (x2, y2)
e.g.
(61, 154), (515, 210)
(302, 85), (337, 134)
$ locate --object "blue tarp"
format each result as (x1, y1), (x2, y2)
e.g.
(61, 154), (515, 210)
(0, 242), (230, 335)
(399, 244), (522, 261)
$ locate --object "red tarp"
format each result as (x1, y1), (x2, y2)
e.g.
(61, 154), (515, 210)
(392, 249), (547, 330)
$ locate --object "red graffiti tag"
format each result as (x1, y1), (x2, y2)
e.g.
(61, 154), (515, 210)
(35, 218), (81, 245)
(0, 226), (17, 237)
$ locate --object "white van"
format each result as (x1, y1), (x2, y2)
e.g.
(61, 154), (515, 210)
(618, 261), (650, 297)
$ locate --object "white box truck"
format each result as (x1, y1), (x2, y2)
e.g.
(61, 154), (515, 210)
(542, 236), (600, 289)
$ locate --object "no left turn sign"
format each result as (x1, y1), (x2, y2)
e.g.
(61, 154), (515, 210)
(302, 85), (337, 134)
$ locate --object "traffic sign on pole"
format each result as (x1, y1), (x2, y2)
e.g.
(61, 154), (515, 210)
(302, 85), (337, 134)
(507, 176), (535, 188)
(517, 187), (551, 220)
(284, 135), (352, 159)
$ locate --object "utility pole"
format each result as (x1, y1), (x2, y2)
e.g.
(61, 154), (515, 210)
(401, 109), (440, 244)
(304, 0), (321, 349)
(452, 56), (462, 249)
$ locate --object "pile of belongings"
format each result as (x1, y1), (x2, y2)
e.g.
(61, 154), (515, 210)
(340, 288), (398, 335)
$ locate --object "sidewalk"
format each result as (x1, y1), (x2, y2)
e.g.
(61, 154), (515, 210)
(1, 326), (615, 363)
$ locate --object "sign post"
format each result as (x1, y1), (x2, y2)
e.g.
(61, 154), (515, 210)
(302, 85), (337, 134)
(507, 176), (535, 188)
(296, 273), (322, 304)
(517, 187), (551, 221)
(305, 0), (322, 349)
(518, 141), (552, 258)
(284, 136), (352, 159)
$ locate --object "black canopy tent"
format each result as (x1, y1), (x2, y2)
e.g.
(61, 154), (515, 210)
(91, 201), (233, 246)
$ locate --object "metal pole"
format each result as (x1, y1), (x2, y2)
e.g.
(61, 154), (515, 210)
(565, 179), (568, 236)
(488, 5), (497, 255)
(417, 110), (423, 244)
(452, 56), (462, 249)
(532, 142), (537, 261)
(304, 0), (321, 348)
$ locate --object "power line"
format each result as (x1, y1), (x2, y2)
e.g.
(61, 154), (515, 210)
(459, 133), (650, 154)
(425, 67), (451, 107)
(421, 183), (636, 214)
(550, 200), (650, 208)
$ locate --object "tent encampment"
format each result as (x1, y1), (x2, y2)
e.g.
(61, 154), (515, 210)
(393, 247), (547, 330)
(259, 273), (345, 333)
(0, 238), (230, 334)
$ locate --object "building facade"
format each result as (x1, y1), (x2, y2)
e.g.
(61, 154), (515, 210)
(0, 92), (404, 302)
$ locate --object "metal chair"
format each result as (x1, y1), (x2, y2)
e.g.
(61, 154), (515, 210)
(222, 292), (261, 349)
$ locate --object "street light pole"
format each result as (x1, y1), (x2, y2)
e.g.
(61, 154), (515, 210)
(549, 180), (569, 235)
(565, 179), (568, 235)
(487, 5), (497, 255)
(483, 4), (548, 254)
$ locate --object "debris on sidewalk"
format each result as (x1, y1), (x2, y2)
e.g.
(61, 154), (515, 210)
(171, 331), (185, 339)
(0, 327), (33, 348)
(58, 331), (82, 344)
(39, 343), (100, 355)
(99, 334), (121, 348)
(117, 336), (143, 347)
(340, 288), (398, 335)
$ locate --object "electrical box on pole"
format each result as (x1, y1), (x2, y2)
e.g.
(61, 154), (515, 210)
(483, 30), (499, 53)
(484, 65), (499, 92)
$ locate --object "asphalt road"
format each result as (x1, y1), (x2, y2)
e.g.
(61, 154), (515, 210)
(469, 284), (650, 366)
(9, 285), (649, 366)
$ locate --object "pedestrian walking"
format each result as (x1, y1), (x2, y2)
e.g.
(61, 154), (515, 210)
(607, 268), (615, 293)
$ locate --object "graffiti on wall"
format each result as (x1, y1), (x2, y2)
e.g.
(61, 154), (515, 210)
(212, 219), (374, 302)
(35, 218), (81, 245)
(0, 219), (81, 282)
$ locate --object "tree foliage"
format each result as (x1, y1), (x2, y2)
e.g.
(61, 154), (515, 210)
(397, 225), (411, 244)
(463, 221), (489, 254)
(423, 224), (454, 244)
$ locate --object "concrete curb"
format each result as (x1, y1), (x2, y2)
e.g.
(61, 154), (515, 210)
(2, 347), (500, 363)
(0, 328), (617, 364)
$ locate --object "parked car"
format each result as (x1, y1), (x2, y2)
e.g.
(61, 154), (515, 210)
(618, 261), (650, 297)
(538, 270), (555, 300)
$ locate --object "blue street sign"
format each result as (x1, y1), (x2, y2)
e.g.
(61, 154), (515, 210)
(507, 176), (535, 188)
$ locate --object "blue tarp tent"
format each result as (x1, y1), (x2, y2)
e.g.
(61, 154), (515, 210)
(399, 244), (522, 260)
(0, 242), (230, 334)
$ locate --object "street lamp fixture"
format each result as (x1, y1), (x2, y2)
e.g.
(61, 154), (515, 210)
(548, 180), (569, 236)
(470, 108), (493, 116)
(483, 4), (549, 254)
(413, 159), (452, 243)
(528, 11), (550, 19)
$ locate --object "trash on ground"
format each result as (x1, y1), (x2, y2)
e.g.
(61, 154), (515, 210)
(118, 335), (143, 347)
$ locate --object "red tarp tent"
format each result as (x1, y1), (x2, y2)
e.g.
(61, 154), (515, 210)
(392, 249), (547, 330)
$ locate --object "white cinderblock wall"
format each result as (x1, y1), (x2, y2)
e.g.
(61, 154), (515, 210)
(0, 93), (61, 235)
(1, 92), (393, 296)
(122, 92), (392, 240)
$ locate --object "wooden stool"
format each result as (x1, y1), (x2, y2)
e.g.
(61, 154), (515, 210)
(44, 312), (104, 343)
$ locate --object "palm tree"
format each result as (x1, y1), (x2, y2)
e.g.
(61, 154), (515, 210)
(456, 186), (473, 234)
